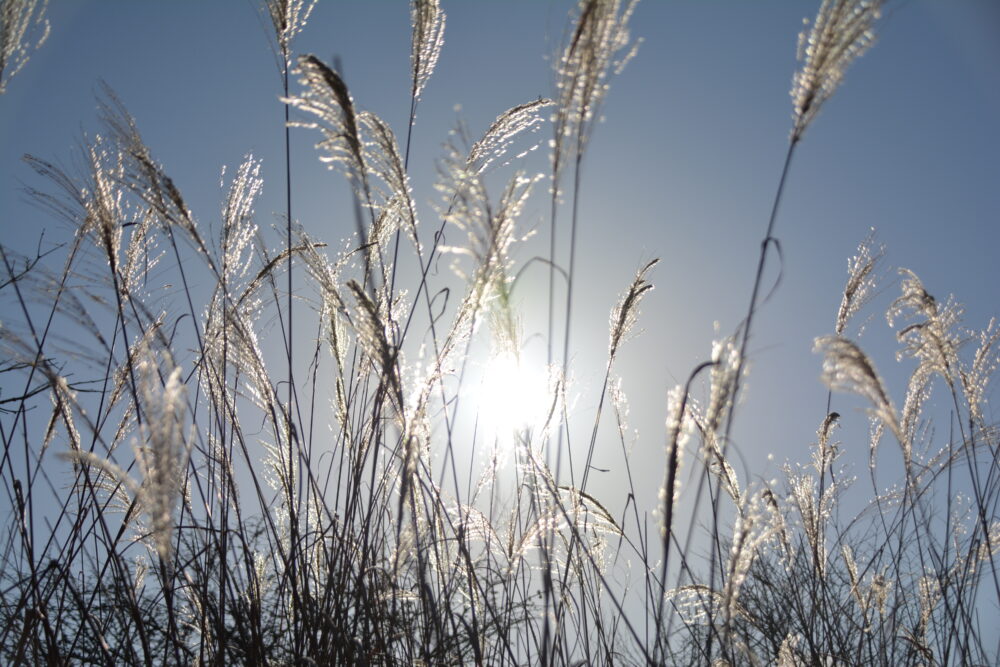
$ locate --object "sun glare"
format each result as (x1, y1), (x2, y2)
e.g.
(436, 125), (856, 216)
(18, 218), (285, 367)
(477, 352), (550, 436)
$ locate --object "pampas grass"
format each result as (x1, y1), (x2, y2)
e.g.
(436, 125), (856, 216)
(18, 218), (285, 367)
(1, 1), (997, 665)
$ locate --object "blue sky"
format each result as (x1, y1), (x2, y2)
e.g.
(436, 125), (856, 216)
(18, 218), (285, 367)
(2, 1), (999, 536)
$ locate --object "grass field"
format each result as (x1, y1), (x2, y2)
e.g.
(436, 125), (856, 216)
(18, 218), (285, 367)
(1, 0), (997, 664)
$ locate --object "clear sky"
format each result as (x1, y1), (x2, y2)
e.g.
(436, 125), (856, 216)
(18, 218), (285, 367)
(2, 1), (999, 546)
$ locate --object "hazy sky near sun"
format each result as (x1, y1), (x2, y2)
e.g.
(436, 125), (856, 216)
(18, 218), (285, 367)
(2, 1), (999, 516)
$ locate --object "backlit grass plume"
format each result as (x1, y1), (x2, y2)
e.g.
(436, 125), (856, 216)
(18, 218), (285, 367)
(814, 334), (901, 443)
(288, 56), (367, 194)
(0, 0), (48, 94)
(791, 0), (882, 142)
(410, 0), (445, 104)
(836, 229), (885, 336)
(552, 0), (638, 182)
(61, 351), (190, 564)
(262, 0), (314, 61)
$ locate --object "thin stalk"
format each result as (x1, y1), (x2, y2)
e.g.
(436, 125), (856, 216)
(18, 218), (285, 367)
(701, 139), (798, 659)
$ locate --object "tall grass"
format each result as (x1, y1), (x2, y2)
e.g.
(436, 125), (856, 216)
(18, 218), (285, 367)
(1, 0), (997, 664)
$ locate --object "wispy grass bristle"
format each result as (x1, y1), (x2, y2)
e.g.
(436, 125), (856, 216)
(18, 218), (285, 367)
(0, 0), (49, 94)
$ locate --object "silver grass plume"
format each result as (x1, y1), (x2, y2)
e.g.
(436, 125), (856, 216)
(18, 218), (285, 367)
(202, 157), (264, 406)
(962, 319), (1000, 429)
(867, 417), (884, 472)
(658, 384), (690, 539)
(288, 56), (368, 199)
(610, 376), (631, 442)
(25, 142), (126, 269)
(707, 336), (740, 434)
(814, 335), (901, 444)
(235, 235), (323, 313)
(557, 485), (623, 539)
(813, 411), (840, 475)
(53, 373), (81, 453)
(689, 400), (741, 507)
(721, 496), (770, 634)
(61, 353), (190, 563)
(358, 112), (418, 245)
(553, 0), (639, 185)
(791, 0), (881, 142)
(0, 326), (84, 454)
(664, 585), (744, 627)
(888, 269), (963, 391)
(786, 465), (836, 577)
(472, 172), (539, 312)
(836, 229), (884, 335)
(706, 425), (741, 506)
(438, 128), (539, 316)
(655, 375), (700, 649)
(205, 300), (273, 423)
(108, 315), (168, 421)
(869, 572), (891, 619)
(296, 231), (350, 366)
(132, 355), (189, 563)
(468, 98), (555, 175)
(0, 0), (48, 94)
(97, 89), (211, 263)
(777, 633), (805, 666)
(762, 486), (794, 565)
(412, 125), (544, 442)
(608, 259), (657, 362)
(410, 0), (445, 102)
(262, 0), (314, 61)
(219, 157), (262, 282)
(120, 209), (160, 297)
(435, 100), (555, 327)
(841, 544), (866, 615)
(347, 279), (402, 418)
(899, 362), (931, 453)
(360, 109), (408, 194)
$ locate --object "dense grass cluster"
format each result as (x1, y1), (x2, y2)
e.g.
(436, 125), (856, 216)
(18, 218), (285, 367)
(1, 0), (997, 664)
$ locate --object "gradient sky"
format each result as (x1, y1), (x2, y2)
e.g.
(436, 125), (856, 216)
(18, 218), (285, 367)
(2, 1), (999, 541)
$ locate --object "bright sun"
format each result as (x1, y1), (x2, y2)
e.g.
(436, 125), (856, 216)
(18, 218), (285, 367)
(477, 351), (550, 436)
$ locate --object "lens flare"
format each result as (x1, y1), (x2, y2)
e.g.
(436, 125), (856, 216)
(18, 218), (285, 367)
(477, 351), (549, 436)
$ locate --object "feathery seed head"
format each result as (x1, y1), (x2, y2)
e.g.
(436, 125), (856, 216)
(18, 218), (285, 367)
(608, 258), (657, 360)
(813, 411), (840, 474)
(0, 0), (49, 94)
(220, 155), (262, 280)
(411, 0), (445, 102)
(722, 498), (770, 628)
(658, 384), (689, 538)
(791, 0), (881, 142)
(468, 98), (554, 175)
(836, 229), (884, 335)
(964, 318), (1000, 427)
(262, 0), (315, 59)
(553, 0), (638, 182)
(135, 352), (189, 563)
(870, 572), (890, 617)
(777, 633), (805, 666)
(288, 56), (369, 195)
(815, 334), (901, 444)
(889, 269), (963, 388)
(59, 348), (190, 564)
(438, 126), (539, 314)
(707, 336), (740, 432)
